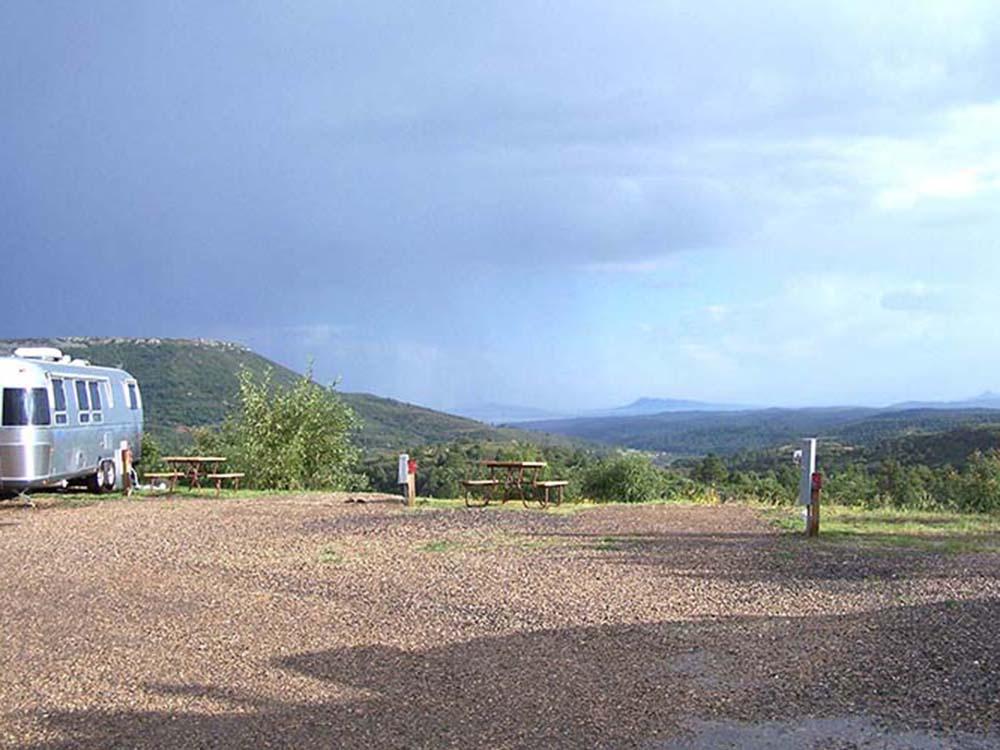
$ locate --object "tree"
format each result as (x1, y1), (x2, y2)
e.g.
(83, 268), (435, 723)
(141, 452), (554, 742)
(693, 453), (728, 486)
(959, 450), (1000, 512)
(204, 367), (365, 491)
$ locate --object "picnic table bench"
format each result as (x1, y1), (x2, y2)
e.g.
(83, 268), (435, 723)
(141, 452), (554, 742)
(461, 461), (568, 508)
(534, 479), (569, 507)
(144, 471), (182, 493)
(460, 478), (500, 507)
(205, 472), (245, 495)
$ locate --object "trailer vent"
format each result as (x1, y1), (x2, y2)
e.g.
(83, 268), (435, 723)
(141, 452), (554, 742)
(13, 347), (65, 361)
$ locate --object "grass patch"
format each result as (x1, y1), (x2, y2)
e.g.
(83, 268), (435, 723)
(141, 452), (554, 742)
(417, 539), (462, 553)
(593, 535), (627, 551)
(409, 496), (716, 515)
(410, 497), (593, 514)
(318, 547), (342, 565)
(20, 487), (340, 510)
(764, 504), (1000, 553)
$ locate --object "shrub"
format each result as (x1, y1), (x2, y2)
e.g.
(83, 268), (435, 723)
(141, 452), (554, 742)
(721, 470), (793, 505)
(823, 464), (878, 507)
(582, 454), (674, 503)
(137, 432), (164, 471)
(197, 367), (366, 491)
(693, 453), (728, 485)
(957, 450), (1000, 513)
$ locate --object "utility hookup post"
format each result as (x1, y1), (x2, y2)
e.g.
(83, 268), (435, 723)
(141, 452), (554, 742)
(796, 438), (820, 537)
(397, 454), (417, 507)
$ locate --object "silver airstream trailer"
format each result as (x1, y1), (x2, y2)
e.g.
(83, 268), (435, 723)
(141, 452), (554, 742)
(0, 347), (142, 495)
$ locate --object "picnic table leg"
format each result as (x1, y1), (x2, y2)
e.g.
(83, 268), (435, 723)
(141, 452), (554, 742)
(523, 467), (541, 508)
(215, 477), (222, 497)
(537, 485), (550, 509)
(517, 466), (531, 508)
(464, 487), (481, 508)
(500, 468), (512, 505)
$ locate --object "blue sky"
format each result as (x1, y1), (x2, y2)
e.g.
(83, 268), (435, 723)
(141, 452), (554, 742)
(3, 1), (1000, 411)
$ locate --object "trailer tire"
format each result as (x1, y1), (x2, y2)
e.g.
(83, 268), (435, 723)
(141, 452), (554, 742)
(98, 460), (116, 493)
(88, 460), (116, 494)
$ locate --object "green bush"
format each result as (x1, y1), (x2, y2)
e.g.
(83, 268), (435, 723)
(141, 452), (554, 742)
(582, 454), (676, 503)
(693, 453), (728, 485)
(720, 470), (793, 505)
(137, 432), (164, 471)
(196, 368), (366, 491)
(957, 450), (1000, 513)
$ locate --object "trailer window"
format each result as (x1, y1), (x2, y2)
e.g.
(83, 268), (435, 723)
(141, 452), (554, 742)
(127, 382), (139, 410)
(2, 388), (51, 426)
(88, 381), (102, 410)
(52, 379), (67, 411)
(51, 379), (68, 424)
(75, 380), (89, 410)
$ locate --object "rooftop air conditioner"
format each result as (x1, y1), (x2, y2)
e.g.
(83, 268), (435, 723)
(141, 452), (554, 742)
(13, 347), (65, 361)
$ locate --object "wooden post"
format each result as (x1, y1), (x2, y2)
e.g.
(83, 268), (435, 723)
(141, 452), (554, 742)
(806, 472), (822, 537)
(120, 441), (133, 497)
(406, 473), (416, 507)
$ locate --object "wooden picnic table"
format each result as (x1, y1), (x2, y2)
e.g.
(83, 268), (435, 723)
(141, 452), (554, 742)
(161, 456), (227, 489)
(484, 460), (547, 505)
(461, 460), (569, 508)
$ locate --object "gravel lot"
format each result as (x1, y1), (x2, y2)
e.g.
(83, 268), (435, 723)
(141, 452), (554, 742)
(1, 495), (998, 749)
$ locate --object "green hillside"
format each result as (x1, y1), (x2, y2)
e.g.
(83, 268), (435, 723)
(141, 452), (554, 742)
(520, 406), (1000, 458)
(863, 424), (1000, 469)
(0, 337), (522, 452)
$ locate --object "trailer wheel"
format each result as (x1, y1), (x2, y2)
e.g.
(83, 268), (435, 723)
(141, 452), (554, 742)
(88, 460), (116, 494)
(98, 460), (116, 493)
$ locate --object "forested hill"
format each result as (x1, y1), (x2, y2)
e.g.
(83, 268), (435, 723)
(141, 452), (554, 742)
(0, 338), (523, 451)
(518, 406), (1000, 457)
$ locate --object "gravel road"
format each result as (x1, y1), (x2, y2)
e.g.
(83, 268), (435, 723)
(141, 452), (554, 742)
(1, 495), (998, 748)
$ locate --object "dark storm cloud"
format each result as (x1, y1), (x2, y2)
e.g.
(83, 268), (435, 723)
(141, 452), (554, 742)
(3, 1), (1000, 407)
(4, 1), (998, 294)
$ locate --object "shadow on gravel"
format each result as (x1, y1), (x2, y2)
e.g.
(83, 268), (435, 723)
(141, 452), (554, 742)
(540, 529), (1000, 583)
(25, 599), (1000, 749)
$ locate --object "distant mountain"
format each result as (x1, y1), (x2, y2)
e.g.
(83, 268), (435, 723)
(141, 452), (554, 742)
(887, 392), (1000, 411)
(450, 402), (572, 424)
(0, 337), (528, 452)
(595, 397), (750, 416)
(455, 397), (747, 424)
